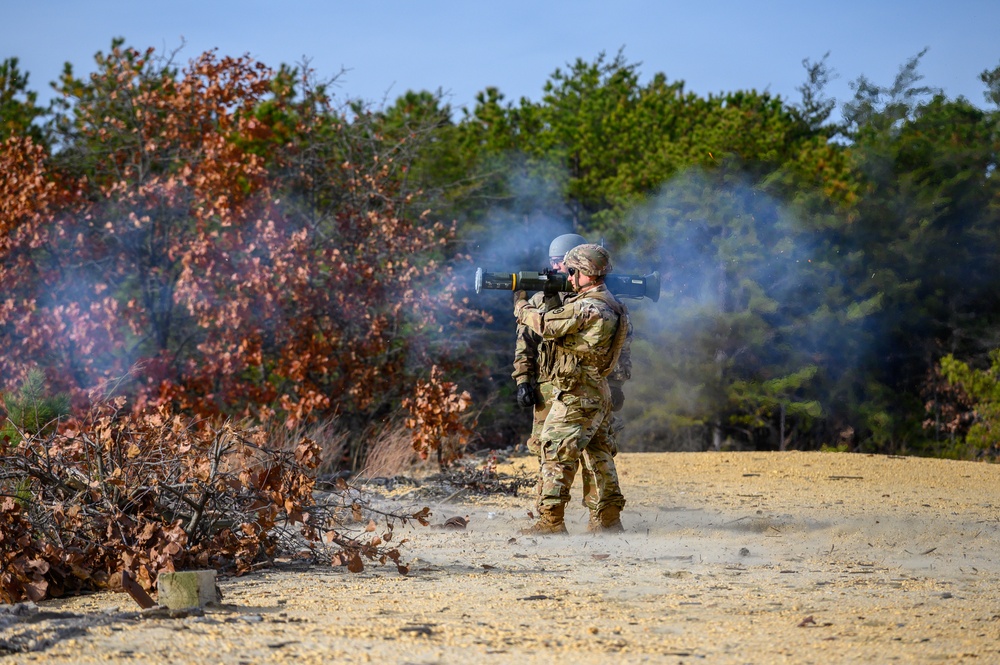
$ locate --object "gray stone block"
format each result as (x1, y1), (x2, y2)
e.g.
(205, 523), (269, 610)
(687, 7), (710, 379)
(156, 570), (219, 610)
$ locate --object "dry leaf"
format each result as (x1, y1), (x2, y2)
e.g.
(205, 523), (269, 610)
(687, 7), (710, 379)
(442, 516), (468, 529)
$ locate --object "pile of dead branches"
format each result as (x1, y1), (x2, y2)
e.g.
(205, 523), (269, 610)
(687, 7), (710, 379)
(431, 451), (535, 497)
(0, 397), (428, 604)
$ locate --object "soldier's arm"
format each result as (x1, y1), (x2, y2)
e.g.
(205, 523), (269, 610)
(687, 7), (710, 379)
(514, 298), (595, 340)
(511, 292), (545, 385)
(512, 324), (540, 384)
(609, 315), (633, 384)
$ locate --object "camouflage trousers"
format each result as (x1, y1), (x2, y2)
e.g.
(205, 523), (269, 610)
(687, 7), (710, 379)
(526, 381), (556, 455)
(534, 386), (625, 513)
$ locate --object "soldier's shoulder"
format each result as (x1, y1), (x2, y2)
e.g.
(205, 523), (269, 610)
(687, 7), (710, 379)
(572, 298), (611, 321)
(583, 291), (619, 312)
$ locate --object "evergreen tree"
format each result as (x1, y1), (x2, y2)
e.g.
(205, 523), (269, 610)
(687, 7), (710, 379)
(838, 53), (1000, 451)
(0, 57), (48, 145)
(1, 369), (70, 445)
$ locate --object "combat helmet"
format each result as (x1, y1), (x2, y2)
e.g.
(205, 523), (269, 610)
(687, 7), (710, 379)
(564, 243), (612, 277)
(548, 233), (588, 260)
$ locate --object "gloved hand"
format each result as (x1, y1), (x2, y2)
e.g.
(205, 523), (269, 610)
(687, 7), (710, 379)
(513, 290), (528, 316)
(516, 382), (537, 408)
(610, 384), (625, 411)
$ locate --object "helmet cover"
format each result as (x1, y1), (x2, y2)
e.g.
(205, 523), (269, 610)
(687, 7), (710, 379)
(563, 243), (612, 277)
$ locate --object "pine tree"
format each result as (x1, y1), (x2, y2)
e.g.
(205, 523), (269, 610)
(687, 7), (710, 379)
(1, 369), (70, 445)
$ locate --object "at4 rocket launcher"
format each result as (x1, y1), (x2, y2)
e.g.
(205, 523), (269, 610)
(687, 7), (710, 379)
(475, 267), (660, 302)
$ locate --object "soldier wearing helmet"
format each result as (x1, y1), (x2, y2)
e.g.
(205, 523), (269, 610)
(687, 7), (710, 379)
(512, 234), (587, 449)
(512, 234), (585, 515)
(513, 243), (630, 534)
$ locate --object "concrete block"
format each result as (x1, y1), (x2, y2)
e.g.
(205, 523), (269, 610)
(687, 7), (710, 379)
(156, 570), (219, 610)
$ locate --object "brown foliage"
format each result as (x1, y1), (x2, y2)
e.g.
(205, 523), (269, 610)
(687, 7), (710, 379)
(403, 365), (473, 465)
(0, 44), (488, 466)
(0, 397), (426, 604)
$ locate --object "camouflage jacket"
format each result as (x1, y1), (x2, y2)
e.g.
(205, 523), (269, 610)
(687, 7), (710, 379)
(512, 290), (563, 386)
(513, 284), (631, 393)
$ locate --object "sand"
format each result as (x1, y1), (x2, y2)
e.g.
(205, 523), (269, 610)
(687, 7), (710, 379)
(5, 450), (1000, 664)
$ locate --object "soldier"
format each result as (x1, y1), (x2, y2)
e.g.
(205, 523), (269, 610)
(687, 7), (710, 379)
(512, 234), (631, 533)
(513, 244), (630, 534)
(512, 234), (586, 459)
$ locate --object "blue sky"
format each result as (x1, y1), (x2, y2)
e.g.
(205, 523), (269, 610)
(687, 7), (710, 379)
(5, 1), (999, 120)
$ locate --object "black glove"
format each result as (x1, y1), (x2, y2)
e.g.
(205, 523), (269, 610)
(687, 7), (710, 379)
(610, 384), (625, 411)
(516, 382), (537, 408)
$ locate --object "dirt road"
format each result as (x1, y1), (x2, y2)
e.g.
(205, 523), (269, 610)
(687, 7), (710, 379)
(5, 451), (1000, 664)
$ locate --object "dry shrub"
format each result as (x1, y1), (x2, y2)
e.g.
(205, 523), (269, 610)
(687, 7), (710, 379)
(403, 365), (473, 466)
(0, 398), (428, 604)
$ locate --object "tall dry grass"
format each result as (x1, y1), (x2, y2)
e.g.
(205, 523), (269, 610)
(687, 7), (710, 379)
(265, 416), (351, 472)
(359, 420), (422, 479)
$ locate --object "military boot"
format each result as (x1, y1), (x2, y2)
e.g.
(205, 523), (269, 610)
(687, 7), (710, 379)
(586, 511), (602, 533)
(520, 504), (567, 535)
(587, 505), (624, 534)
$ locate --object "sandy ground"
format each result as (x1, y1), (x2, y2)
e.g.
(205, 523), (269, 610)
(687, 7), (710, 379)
(4, 450), (1000, 664)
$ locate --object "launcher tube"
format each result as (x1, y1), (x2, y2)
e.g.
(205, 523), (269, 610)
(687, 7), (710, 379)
(475, 268), (660, 302)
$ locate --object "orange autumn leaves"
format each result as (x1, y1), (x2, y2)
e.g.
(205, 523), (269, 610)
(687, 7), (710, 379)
(0, 45), (482, 458)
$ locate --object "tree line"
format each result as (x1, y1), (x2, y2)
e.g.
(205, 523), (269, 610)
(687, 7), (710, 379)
(3, 42), (1000, 460)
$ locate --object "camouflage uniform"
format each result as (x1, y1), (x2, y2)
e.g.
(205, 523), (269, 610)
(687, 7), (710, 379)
(513, 289), (567, 506)
(512, 289), (563, 455)
(513, 291), (631, 512)
(514, 246), (630, 533)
